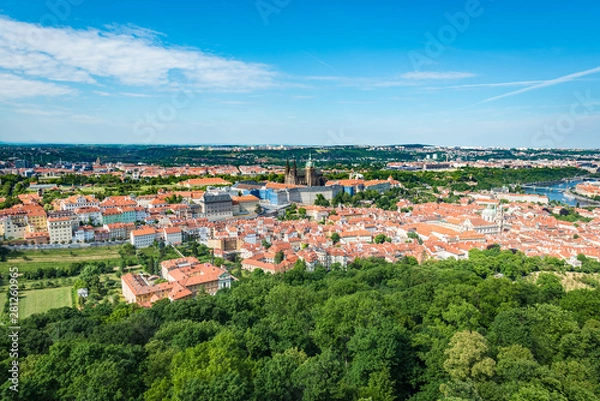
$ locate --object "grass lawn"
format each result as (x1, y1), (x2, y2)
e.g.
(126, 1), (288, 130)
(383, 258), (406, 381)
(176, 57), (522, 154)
(140, 184), (177, 190)
(0, 246), (122, 274)
(19, 286), (73, 319)
(138, 245), (181, 260)
(529, 271), (600, 291)
(0, 292), (5, 317)
(75, 186), (106, 194)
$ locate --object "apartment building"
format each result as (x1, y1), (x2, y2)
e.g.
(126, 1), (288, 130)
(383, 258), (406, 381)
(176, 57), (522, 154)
(48, 210), (79, 231)
(74, 226), (96, 243)
(0, 213), (28, 240)
(47, 216), (73, 243)
(21, 204), (48, 232)
(162, 227), (182, 245)
(105, 222), (135, 240)
(59, 195), (100, 211)
(130, 227), (157, 248)
(75, 207), (103, 225)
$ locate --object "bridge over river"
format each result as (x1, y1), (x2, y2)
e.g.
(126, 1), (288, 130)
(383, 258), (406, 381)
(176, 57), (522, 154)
(521, 185), (567, 193)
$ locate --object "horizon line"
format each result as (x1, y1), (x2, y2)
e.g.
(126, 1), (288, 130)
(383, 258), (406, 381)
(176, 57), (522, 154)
(0, 142), (598, 152)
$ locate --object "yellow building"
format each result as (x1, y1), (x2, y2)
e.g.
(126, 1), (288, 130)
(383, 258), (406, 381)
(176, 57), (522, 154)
(22, 205), (48, 232)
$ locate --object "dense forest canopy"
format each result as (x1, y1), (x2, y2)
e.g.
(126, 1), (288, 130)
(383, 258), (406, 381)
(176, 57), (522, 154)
(2, 249), (600, 400)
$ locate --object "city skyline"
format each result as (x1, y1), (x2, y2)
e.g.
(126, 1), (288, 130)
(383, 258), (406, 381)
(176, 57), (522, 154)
(1, 0), (599, 147)
(2, 3), (600, 399)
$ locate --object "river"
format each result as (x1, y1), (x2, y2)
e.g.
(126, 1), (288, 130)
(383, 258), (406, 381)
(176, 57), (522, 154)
(524, 179), (592, 206)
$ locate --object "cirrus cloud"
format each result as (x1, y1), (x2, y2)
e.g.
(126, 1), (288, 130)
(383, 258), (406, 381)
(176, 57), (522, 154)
(0, 73), (75, 100)
(400, 71), (476, 80)
(0, 16), (278, 92)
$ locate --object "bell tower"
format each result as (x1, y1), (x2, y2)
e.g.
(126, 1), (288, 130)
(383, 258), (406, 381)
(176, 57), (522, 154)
(306, 153), (315, 187)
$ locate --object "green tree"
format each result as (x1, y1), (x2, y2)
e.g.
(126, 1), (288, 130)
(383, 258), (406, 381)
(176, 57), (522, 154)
(274, 251), (285, 265)
(536, 273), (565, 302)
(443, 331), (495, 381)
(374, 234), (388, 244)
(254, 348), (307, 401)
(314, 194), (330, 207)
(298, 208), (307, 218)
(495, 345), (540, 382)
(331, 232), (341, 245)
(292, 350), (348, 401)
(170, 330), (252, 401)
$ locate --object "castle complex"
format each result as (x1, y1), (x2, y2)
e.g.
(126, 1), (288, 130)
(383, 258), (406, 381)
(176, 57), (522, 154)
(284, 154), (326, 187)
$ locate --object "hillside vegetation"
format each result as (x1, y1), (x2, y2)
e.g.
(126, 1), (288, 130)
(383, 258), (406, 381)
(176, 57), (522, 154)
(1, 249), (600, 400)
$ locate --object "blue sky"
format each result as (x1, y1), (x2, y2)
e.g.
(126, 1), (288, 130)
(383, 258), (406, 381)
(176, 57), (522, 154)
(0, 0), (599, 147)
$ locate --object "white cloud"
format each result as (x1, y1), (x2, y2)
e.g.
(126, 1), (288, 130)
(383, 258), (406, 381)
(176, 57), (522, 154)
(0, 16), (277, 91)
(8, 105), (107, 124)
(119, 92), (157, 98)
(400, 71), (476, 80)
(10, 107), (68, 117)
(425, 80), (544, 90)
(368, 80), (420, 88)
(304, 76), (345, 81)
(299, 71), (474, 89)
(301, 75), (420, 90)
(218, 100), (252, 105)
(0, 73), (75, 99)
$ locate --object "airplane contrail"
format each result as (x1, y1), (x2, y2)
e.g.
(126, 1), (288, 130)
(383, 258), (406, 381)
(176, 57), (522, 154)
(476, 66), (600, 105)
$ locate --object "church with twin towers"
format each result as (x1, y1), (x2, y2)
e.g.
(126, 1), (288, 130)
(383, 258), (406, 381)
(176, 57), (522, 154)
(284, 154), (326, 187)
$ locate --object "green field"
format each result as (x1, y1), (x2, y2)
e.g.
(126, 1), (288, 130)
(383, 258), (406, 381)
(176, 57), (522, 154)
(0, 246), (122, 274)
(19, 286), (73, 319)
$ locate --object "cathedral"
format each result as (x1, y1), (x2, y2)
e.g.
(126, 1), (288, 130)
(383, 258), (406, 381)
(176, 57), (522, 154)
(284, 154), (326, 187)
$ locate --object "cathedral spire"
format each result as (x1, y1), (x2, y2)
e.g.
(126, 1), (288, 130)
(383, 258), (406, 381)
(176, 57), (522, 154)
(306, 152), (313, 168)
